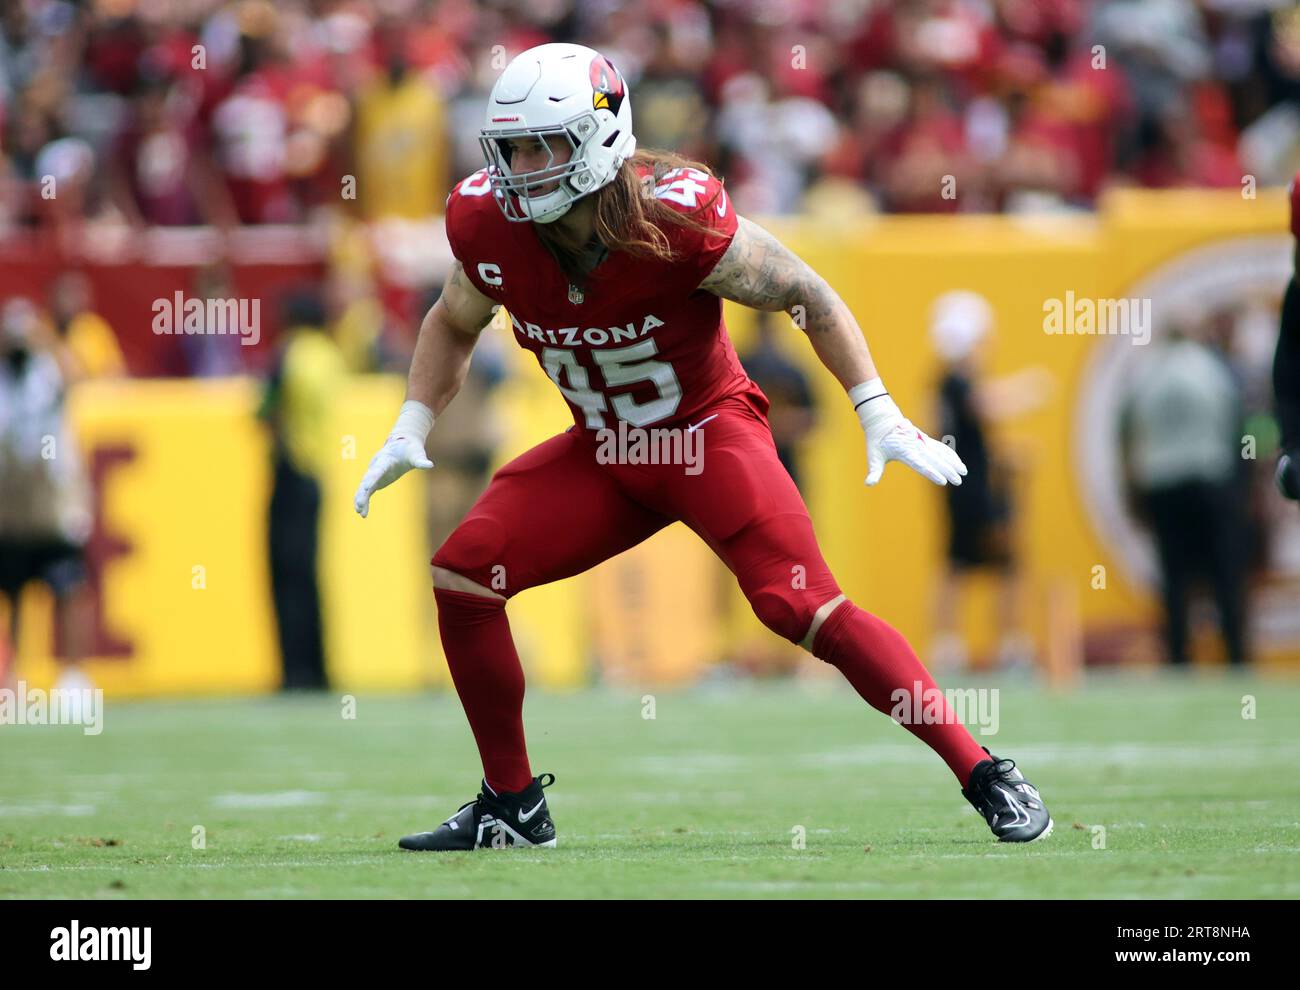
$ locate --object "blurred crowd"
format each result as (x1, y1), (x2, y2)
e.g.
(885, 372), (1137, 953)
(2, 0), (1298, 230)
(2, 0), (1297, 681)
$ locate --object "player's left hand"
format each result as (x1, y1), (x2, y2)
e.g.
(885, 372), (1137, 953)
(856, 386), (966, 487)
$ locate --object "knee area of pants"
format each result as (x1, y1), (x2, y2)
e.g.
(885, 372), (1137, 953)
(433, 516), (507, 576)
(748, 588), (816, 643)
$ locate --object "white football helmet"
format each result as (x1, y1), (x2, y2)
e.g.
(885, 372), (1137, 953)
(480, 43), (637, 224)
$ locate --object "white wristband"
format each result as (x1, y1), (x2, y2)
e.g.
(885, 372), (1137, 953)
(391, 399), (435, 445)
(848, 377), (889, 414)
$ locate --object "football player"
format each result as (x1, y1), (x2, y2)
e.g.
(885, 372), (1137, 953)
(354, 44), (1052, 849)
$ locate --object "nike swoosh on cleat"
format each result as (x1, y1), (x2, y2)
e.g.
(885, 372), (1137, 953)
(995, 785), (1031, 827)
(518, 798), (545, 823)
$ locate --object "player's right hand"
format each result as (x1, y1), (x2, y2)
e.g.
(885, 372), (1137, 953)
(353, 435), (434, 518)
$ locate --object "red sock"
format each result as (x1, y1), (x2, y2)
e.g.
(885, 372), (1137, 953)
(812, 601), (989, 786)
(434, 588), (533, 794)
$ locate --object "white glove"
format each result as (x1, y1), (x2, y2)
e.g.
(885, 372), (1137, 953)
(353, 400), (435, 518)
(851, 378), (966, 487)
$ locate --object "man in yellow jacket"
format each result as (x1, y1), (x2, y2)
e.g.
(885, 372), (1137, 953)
(259, 289), (347, 690)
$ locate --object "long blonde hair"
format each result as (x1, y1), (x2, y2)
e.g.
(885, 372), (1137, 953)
(534, 150), (724, 278)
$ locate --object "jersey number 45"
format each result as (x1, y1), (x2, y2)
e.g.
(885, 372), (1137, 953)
(543, 339), (682, 430)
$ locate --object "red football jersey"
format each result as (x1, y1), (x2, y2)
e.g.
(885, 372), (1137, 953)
(1291, 169), (1300, 239)
(445, 165), (768, 432)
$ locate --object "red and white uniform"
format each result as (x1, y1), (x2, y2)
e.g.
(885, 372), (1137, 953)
(421, 42), (997, 801)
(434, 166), (842, 643)
(446, 165), (768, 432)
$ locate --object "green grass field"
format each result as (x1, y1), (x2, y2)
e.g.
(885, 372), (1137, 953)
(2, 672), (1298, 899)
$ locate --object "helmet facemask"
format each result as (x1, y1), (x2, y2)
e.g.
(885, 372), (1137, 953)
(479, 113), (607, 224)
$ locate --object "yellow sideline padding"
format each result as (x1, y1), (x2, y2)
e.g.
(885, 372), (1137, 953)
(9, 186), (1294, 696)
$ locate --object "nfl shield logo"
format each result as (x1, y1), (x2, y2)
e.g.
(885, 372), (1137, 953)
(568, 283), (584, 305)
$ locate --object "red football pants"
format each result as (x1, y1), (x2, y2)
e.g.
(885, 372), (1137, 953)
(432, 397), (989, 793)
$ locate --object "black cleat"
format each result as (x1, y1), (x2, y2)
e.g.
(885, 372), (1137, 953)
(962, 748), (1053, 843)
(399, 773), (557, 851)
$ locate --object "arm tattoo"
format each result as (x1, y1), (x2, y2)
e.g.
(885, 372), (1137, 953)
(698, 216), (843, 332)
(447, 259), (467, 292)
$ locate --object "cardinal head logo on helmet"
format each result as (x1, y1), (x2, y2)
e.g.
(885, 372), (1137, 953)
(589, 55), (626, 116)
